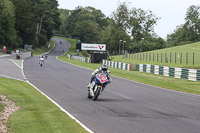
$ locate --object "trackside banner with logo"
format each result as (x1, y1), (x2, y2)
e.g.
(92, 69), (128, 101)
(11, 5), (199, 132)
(81, 43), (106, 51)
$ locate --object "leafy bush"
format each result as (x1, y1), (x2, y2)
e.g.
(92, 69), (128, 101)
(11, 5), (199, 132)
(81, 50), (89, 57)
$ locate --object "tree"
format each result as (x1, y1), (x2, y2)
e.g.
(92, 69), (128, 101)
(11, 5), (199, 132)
(34, 0), (60, 46)
(0, 0), (18, 48)
(167, 5), (200, 46)
(64, 6), (107, 43)
(130, 8), (160, 42)
(10, 0), (37, 47)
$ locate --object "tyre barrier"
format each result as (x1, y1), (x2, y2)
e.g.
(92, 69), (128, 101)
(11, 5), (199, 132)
(136, 64), (200, 81)
(102, 60), (132, 71)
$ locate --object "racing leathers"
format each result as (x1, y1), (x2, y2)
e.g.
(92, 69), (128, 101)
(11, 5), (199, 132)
(88, 67), (112, 89)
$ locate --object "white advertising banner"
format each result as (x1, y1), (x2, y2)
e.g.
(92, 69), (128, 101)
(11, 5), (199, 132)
(81, 43), (106, 51)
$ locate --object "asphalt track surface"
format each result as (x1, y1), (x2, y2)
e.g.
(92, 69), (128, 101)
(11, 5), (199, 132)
(0, 55), (24, 80)
(24, 38), (200, 133)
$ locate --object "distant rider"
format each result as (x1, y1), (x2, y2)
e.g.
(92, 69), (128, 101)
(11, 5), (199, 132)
(39, 55), (45, 64)
(45, 53), (48, 59)
(87, 64), (112, 89)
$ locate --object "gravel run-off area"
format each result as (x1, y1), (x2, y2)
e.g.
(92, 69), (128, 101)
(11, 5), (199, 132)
(0, 94), (20, 133)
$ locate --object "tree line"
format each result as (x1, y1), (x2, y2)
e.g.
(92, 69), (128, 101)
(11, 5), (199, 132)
(167, 5), (200, 47)
(56, 2), (200, 53)
(1, 1), (199, 52)
(0, 0), (60, 49)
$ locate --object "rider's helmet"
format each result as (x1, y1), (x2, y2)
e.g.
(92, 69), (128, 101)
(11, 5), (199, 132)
(101, 64), (108, 72)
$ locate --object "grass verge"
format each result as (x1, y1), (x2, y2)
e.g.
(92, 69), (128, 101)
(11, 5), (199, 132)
(11, 59), (22, 68)
(112, 41), (200, 69)
(0, 77), (88, 133)
(0, 97), (4, 112)
(56, 37), (200, 95)
(32, 40), (54, 56)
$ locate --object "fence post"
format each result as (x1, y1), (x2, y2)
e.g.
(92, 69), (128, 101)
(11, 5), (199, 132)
(170, 52), (171, 63)
(149, 53), (151, 61)
(193, 52), (194, 65)
(157, 53), (158, 62)
(186, 52), (188, 65)
(153, 53), (154, 62)
(175, 52), (176, 64)
(161, 53), (162, 63)
(146, 53), (147, 61)
(180, 52), (182, 64)
(143, 53), (144, 60)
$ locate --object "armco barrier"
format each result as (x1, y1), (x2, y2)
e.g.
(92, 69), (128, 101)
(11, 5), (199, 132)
(102, 60), (132, 71)
(136, 64), (200, 81)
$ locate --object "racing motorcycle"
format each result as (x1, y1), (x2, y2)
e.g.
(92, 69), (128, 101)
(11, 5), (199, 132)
(88, 73), (110, 101)
(39, 57), (44, 67)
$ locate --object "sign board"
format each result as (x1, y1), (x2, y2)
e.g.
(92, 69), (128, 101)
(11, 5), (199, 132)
(81, 43), (106, 51)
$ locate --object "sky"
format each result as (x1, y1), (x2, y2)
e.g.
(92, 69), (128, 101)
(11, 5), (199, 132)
(57, 0), (200, 39)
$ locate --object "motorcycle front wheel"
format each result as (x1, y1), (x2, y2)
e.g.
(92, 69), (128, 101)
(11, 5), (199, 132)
(93, 86), (101, 101)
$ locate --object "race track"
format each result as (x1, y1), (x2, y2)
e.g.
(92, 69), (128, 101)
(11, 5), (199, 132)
(23, 38), (200, 133)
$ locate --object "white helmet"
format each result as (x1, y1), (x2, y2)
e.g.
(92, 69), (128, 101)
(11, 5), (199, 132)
(102, 64), (108, 71)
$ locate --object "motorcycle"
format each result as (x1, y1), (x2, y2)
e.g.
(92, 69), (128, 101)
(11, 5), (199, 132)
(39, 57), (44, 67)
(88, 73), (110, 101)
(44, 53), (48, 59)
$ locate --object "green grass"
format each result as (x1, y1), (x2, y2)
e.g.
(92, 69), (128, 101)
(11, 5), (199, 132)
(12, 59), (22, 68)
(0, 97), (4, 112)
(56, 37), (200, 95)
(0, 52), (4, 55)
(0, 78), (88, 133)
(112, 42), (200, 69)
(32, 40), (54, 56)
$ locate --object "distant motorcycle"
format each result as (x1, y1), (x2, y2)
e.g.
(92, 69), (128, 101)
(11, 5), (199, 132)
(88, 73), (110, 101)
(39, 56), (44, 67)
(44, 53), (48, 59)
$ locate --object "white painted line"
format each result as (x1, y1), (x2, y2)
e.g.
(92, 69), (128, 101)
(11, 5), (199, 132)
(0, 74), (24, 82)
(0, 73), (93, 132)
(53, 39), (200, 98)
(26, 81), (94, 133)
(24, 39), (94, 133)
(0, 54), (10, 58)
(9, 59), (22, 69)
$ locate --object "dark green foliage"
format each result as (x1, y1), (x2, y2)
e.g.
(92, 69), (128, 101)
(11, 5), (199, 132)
(62, 6), (108, 43)
(0, 0), (60, 48)
(167, 5), (200, 47)
(0, 0), (18, 48)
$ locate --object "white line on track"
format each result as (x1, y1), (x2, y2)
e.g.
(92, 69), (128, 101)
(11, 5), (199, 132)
(0, 74), (24, 82)
(54, 40), (200, 98)
(0, 54), (10, 58)
(24, 39), (94, 133)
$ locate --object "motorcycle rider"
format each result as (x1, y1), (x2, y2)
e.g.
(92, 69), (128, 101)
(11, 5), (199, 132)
(44, 53), (48, 59)
(39, 55), (45, 65)
(87, 64), (112, 89)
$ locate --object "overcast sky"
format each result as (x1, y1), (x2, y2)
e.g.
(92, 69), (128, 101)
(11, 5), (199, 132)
(58, 0), (200, 39)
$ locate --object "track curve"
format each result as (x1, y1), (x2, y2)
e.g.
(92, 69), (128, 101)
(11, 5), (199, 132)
(24, 38), (200, 133)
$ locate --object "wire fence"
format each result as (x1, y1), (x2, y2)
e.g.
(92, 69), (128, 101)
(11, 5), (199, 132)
(122, 52), (200, 66)
(108, 50), (200, 66)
